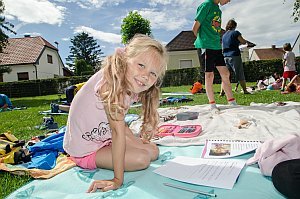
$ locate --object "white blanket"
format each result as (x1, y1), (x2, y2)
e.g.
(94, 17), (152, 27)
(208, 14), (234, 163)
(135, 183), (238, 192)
(130, 101), (300, 146)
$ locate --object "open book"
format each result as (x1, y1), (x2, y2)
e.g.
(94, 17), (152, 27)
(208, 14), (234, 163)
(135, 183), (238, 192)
(201, 139), (262, 159)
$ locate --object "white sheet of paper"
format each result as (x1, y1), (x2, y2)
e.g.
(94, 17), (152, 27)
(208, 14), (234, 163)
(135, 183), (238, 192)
(153, 156), (246, 189)
(201, 140), (262, 159)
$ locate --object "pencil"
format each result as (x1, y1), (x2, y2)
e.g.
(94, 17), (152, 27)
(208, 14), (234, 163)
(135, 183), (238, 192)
(163, 183), (217, 197)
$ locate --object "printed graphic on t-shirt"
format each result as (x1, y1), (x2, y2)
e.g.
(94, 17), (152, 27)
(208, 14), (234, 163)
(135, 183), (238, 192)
(82, 122), (111, 142)
(211, 13), (221, 33)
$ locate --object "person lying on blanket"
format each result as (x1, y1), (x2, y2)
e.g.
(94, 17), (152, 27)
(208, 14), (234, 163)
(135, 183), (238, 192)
(63, 34), (167, 192)
(282, 74), (300, 94)
(0, 93), (13, 109)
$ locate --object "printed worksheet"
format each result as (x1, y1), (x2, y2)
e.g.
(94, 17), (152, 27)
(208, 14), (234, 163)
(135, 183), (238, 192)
(201, 140), (262, 159)
(153, 156), (246, 189)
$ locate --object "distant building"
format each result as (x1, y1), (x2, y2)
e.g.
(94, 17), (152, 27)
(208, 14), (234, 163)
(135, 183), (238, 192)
(166, 30), (255, 70)
(250, 45), (284, 61)
(0, 36), (70, 82)
(166, 31), (199, 70)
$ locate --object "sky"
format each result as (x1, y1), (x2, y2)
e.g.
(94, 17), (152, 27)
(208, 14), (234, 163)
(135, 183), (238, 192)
(2, 0), (299, 65)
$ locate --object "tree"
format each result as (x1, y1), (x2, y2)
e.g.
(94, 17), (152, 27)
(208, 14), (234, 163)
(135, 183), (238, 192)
(284, 0), (300, 22)
(0, 0), (16, 75)
(292, 0), (300, 22)
(121, 11), (151, 44)
(66, 32), (103, 71)
(74, 58), (93, 76)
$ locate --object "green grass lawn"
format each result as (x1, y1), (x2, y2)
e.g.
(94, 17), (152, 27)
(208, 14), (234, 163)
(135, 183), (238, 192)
(1, 84), (300, 198)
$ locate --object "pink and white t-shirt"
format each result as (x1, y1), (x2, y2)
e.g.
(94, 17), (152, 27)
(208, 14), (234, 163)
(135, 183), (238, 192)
(63, 69), (136, 157)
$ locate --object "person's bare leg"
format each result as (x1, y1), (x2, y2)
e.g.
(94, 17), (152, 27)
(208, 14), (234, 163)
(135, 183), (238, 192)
(205, 72), (215, 102)
(219, 83), (225, 97)
(240, 80), (249, 93)
(124, 126), (159, 161)
(95, 144), (151, 171)
(281, 78), (287, 90)
(217, 66), (234, 100)
(95, 126), (158, 171)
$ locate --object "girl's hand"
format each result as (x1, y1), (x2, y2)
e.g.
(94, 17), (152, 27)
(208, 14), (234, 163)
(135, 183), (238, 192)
(87, 178), (123, 193)
(140, 129), (157, 144)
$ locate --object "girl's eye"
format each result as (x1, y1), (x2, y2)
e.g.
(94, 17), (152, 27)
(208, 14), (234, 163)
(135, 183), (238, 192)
(138, 64), (145, 68)
(150, 72), (157, 77)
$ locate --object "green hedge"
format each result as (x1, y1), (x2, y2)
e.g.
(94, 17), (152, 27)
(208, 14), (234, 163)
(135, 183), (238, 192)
(163, 57), (300, 85)
(0, 57), (299, 97)
(0, 76), (91, 98)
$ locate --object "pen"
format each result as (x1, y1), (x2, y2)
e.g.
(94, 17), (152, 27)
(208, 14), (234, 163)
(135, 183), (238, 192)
(163, 183), (217, 197)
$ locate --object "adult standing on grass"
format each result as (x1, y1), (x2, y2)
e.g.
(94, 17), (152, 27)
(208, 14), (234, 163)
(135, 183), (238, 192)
(192, 0), (236, 114)
(0, 93), (12, 109)
(281, 43), (296, 91)
(221, 19), (254, 95)
(63, 34), (167, 192)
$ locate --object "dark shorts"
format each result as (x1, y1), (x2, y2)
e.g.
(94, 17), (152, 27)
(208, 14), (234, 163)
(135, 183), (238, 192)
(197, 49), (226, 72)
(224, 56), (245, 81)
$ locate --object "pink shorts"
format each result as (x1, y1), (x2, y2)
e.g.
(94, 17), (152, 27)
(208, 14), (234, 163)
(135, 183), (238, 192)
(71, 151), (97, 170)
(283, 71), (296, 79)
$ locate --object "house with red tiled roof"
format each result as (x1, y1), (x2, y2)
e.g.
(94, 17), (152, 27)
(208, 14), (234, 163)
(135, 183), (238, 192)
(166, 30), (253, 70)
(166, 31), (200, 70)
(250, 45), (285, 61)
(0, 36), (69, 82)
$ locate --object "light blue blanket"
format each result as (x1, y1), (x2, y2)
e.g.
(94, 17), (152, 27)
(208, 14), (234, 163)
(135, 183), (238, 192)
(7, 146), (285, 199)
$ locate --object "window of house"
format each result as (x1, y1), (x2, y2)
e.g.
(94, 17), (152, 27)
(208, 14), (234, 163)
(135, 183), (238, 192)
(17, 72), (29, 81)
(180, 60), (193, 69)
(47, 54), (53, 64)
(0, 74), (3, 82)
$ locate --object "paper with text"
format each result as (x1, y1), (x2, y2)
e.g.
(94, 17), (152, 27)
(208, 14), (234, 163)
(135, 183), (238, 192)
(154, 156), (246, 189)
(201, 140), (262, 159)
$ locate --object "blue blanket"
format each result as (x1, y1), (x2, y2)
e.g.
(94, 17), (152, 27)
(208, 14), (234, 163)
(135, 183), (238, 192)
(7, 146), (285, 199)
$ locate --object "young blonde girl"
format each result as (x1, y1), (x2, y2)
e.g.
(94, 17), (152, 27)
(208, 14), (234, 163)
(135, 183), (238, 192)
(63, 34), (167, 192)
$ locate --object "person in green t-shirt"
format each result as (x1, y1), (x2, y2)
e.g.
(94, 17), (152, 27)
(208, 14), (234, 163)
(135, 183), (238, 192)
(192, 0), (236, 114)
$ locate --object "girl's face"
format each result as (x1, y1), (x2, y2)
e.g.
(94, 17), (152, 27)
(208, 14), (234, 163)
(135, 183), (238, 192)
(126, 50), (162, 94)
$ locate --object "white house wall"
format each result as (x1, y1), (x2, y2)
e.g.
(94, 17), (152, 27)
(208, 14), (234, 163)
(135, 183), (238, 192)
(2, 47), (65, 82)
(167, 50), (200, 70)
(3, 64), (36, 82)
(37, 48), (64, 79)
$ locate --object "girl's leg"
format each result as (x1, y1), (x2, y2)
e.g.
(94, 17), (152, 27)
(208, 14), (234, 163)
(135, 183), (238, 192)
(94, 126), (158, 171)
(124, 125), (159, 161)
(281, 78), (287, 90)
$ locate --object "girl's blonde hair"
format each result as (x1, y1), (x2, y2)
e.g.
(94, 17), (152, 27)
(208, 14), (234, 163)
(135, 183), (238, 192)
(99, 34), (167, 137)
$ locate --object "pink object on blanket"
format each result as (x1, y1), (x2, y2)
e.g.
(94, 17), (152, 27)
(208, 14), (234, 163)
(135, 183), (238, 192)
(246, 134), (300, 176)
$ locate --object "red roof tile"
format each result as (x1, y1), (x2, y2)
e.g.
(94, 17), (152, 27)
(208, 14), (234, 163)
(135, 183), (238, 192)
(166, 31), (196, 51)
(0, 36), (57, 66)
(253, 47), (285, 60)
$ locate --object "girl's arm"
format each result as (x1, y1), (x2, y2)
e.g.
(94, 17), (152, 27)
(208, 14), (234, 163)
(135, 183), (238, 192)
(109, 117), (126, 185)
(87, 104), (126, 192)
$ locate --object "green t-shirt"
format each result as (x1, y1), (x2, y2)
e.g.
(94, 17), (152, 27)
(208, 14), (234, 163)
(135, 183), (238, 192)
(194, 0), (222, 50)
